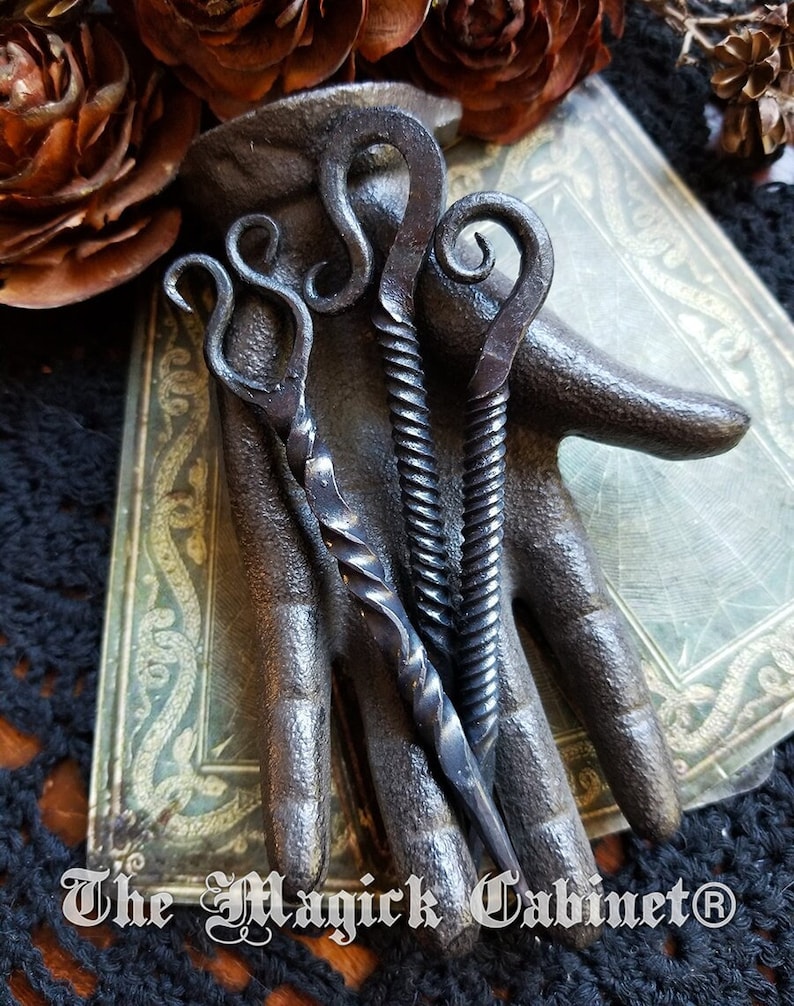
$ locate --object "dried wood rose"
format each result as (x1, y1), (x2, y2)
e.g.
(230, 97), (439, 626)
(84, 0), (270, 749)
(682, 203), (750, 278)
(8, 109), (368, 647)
(381, 0), (625, 143)
(711, 2), (794, 158)
(129, 0), (431, 121)
(0, 20), (201, 308)
(712, 24), (781, 102)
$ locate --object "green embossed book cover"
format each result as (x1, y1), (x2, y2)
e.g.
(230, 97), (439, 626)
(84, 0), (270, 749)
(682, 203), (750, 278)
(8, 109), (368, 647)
(88, 78), (794, 900)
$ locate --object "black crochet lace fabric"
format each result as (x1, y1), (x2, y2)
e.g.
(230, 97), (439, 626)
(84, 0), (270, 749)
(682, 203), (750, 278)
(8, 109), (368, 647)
(1, 3), (792, 1002)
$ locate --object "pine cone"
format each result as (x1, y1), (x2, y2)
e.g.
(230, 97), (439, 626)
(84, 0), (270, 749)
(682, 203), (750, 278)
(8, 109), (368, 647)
(128, 0), (431, 121)
(712, 2), (794, 158)
(0, 20), (201, 308)
(756, 1), (794, 70)
(711, 26), (780, 101)
(720, 94), (787, 157)
(378, 0), (624, 143)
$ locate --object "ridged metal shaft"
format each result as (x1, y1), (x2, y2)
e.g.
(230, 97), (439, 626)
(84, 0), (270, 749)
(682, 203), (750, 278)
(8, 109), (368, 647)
(434, 192), (554, 780)
(373, 307), (454, 681)
(289, 411), (524, 883)
(457, 383), (509, 783)
(164, 245), (530, 897)
(305, 107), (456, 685)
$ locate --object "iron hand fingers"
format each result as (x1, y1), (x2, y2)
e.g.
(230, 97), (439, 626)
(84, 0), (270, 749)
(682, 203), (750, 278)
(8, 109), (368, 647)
(219, 280), (483, 955)
(493, 570), (605, 948)
(506, 308), (750, 461)
(417, 246), (749, 842)
(504, 452), (682, 841)
(216, 292), (336, 895)
(339, 627), (481, 956)
(418, 254), (749, 460)
(304, 299), (484, 956)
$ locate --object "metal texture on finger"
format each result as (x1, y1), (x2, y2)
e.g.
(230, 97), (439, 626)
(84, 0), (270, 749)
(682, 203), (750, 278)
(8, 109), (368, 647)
(433, 193), (554, 781)
(162, 233), (532, 899)
(306, 107), (456, 686)
(415, 252), (749, 843)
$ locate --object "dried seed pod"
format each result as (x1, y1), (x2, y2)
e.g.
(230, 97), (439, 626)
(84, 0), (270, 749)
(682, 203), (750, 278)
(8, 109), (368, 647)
(375, 0), (625, 143)
(711, 25), (781, 102)
(127, 0), (430, 121)
(720, 93), (787, 157)
(0, 19), (200, 308)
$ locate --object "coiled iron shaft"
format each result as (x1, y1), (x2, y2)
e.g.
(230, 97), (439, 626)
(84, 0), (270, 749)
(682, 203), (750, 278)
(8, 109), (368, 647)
(305, 108), (456, 685)
(457, 385), (509, 783)
(374, 296), (453, 684)
(434, 192), (554, 780)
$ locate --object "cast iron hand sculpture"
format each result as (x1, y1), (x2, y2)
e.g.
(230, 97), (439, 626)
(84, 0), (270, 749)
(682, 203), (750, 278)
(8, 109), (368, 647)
(168, 85), (750, 956)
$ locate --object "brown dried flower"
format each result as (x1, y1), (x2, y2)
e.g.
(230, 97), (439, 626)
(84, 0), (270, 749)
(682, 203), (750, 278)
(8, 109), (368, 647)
(0, 19), (201, 308)
(721, 90), (790, 156)
(711, 26), (780, 101)
(129, 0), (431, 122)
(708, 2), (794, 157)
(639, 0), (794, 159)
(379, 0), (625, 143)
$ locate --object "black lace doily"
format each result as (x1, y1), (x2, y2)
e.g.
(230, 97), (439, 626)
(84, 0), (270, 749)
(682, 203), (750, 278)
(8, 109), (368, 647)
(0, 3), (792, 1001)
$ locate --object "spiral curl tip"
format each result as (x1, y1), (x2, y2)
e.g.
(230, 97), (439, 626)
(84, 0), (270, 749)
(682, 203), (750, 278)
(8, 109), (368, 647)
(162, 259), (194, 314)
(225, 213), (281, 287)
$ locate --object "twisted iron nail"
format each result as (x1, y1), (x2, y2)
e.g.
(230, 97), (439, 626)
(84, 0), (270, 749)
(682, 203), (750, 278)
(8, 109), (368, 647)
(305, 108), (456, 688)
(434, 192), (554, 783)
(163, 227), (530, 897)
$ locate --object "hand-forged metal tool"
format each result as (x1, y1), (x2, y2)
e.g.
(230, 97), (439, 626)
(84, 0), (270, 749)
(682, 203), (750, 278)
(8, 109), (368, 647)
(304, 107), (457, 690)
(434, 192), (553, 789)
(304, 106), (553, 792)
(163, 213), (532, 900)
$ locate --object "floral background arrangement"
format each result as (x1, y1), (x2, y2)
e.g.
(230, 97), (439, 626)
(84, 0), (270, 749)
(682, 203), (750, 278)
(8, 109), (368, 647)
(0, 0), (791, 309)
(644, 0), (794, 158)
